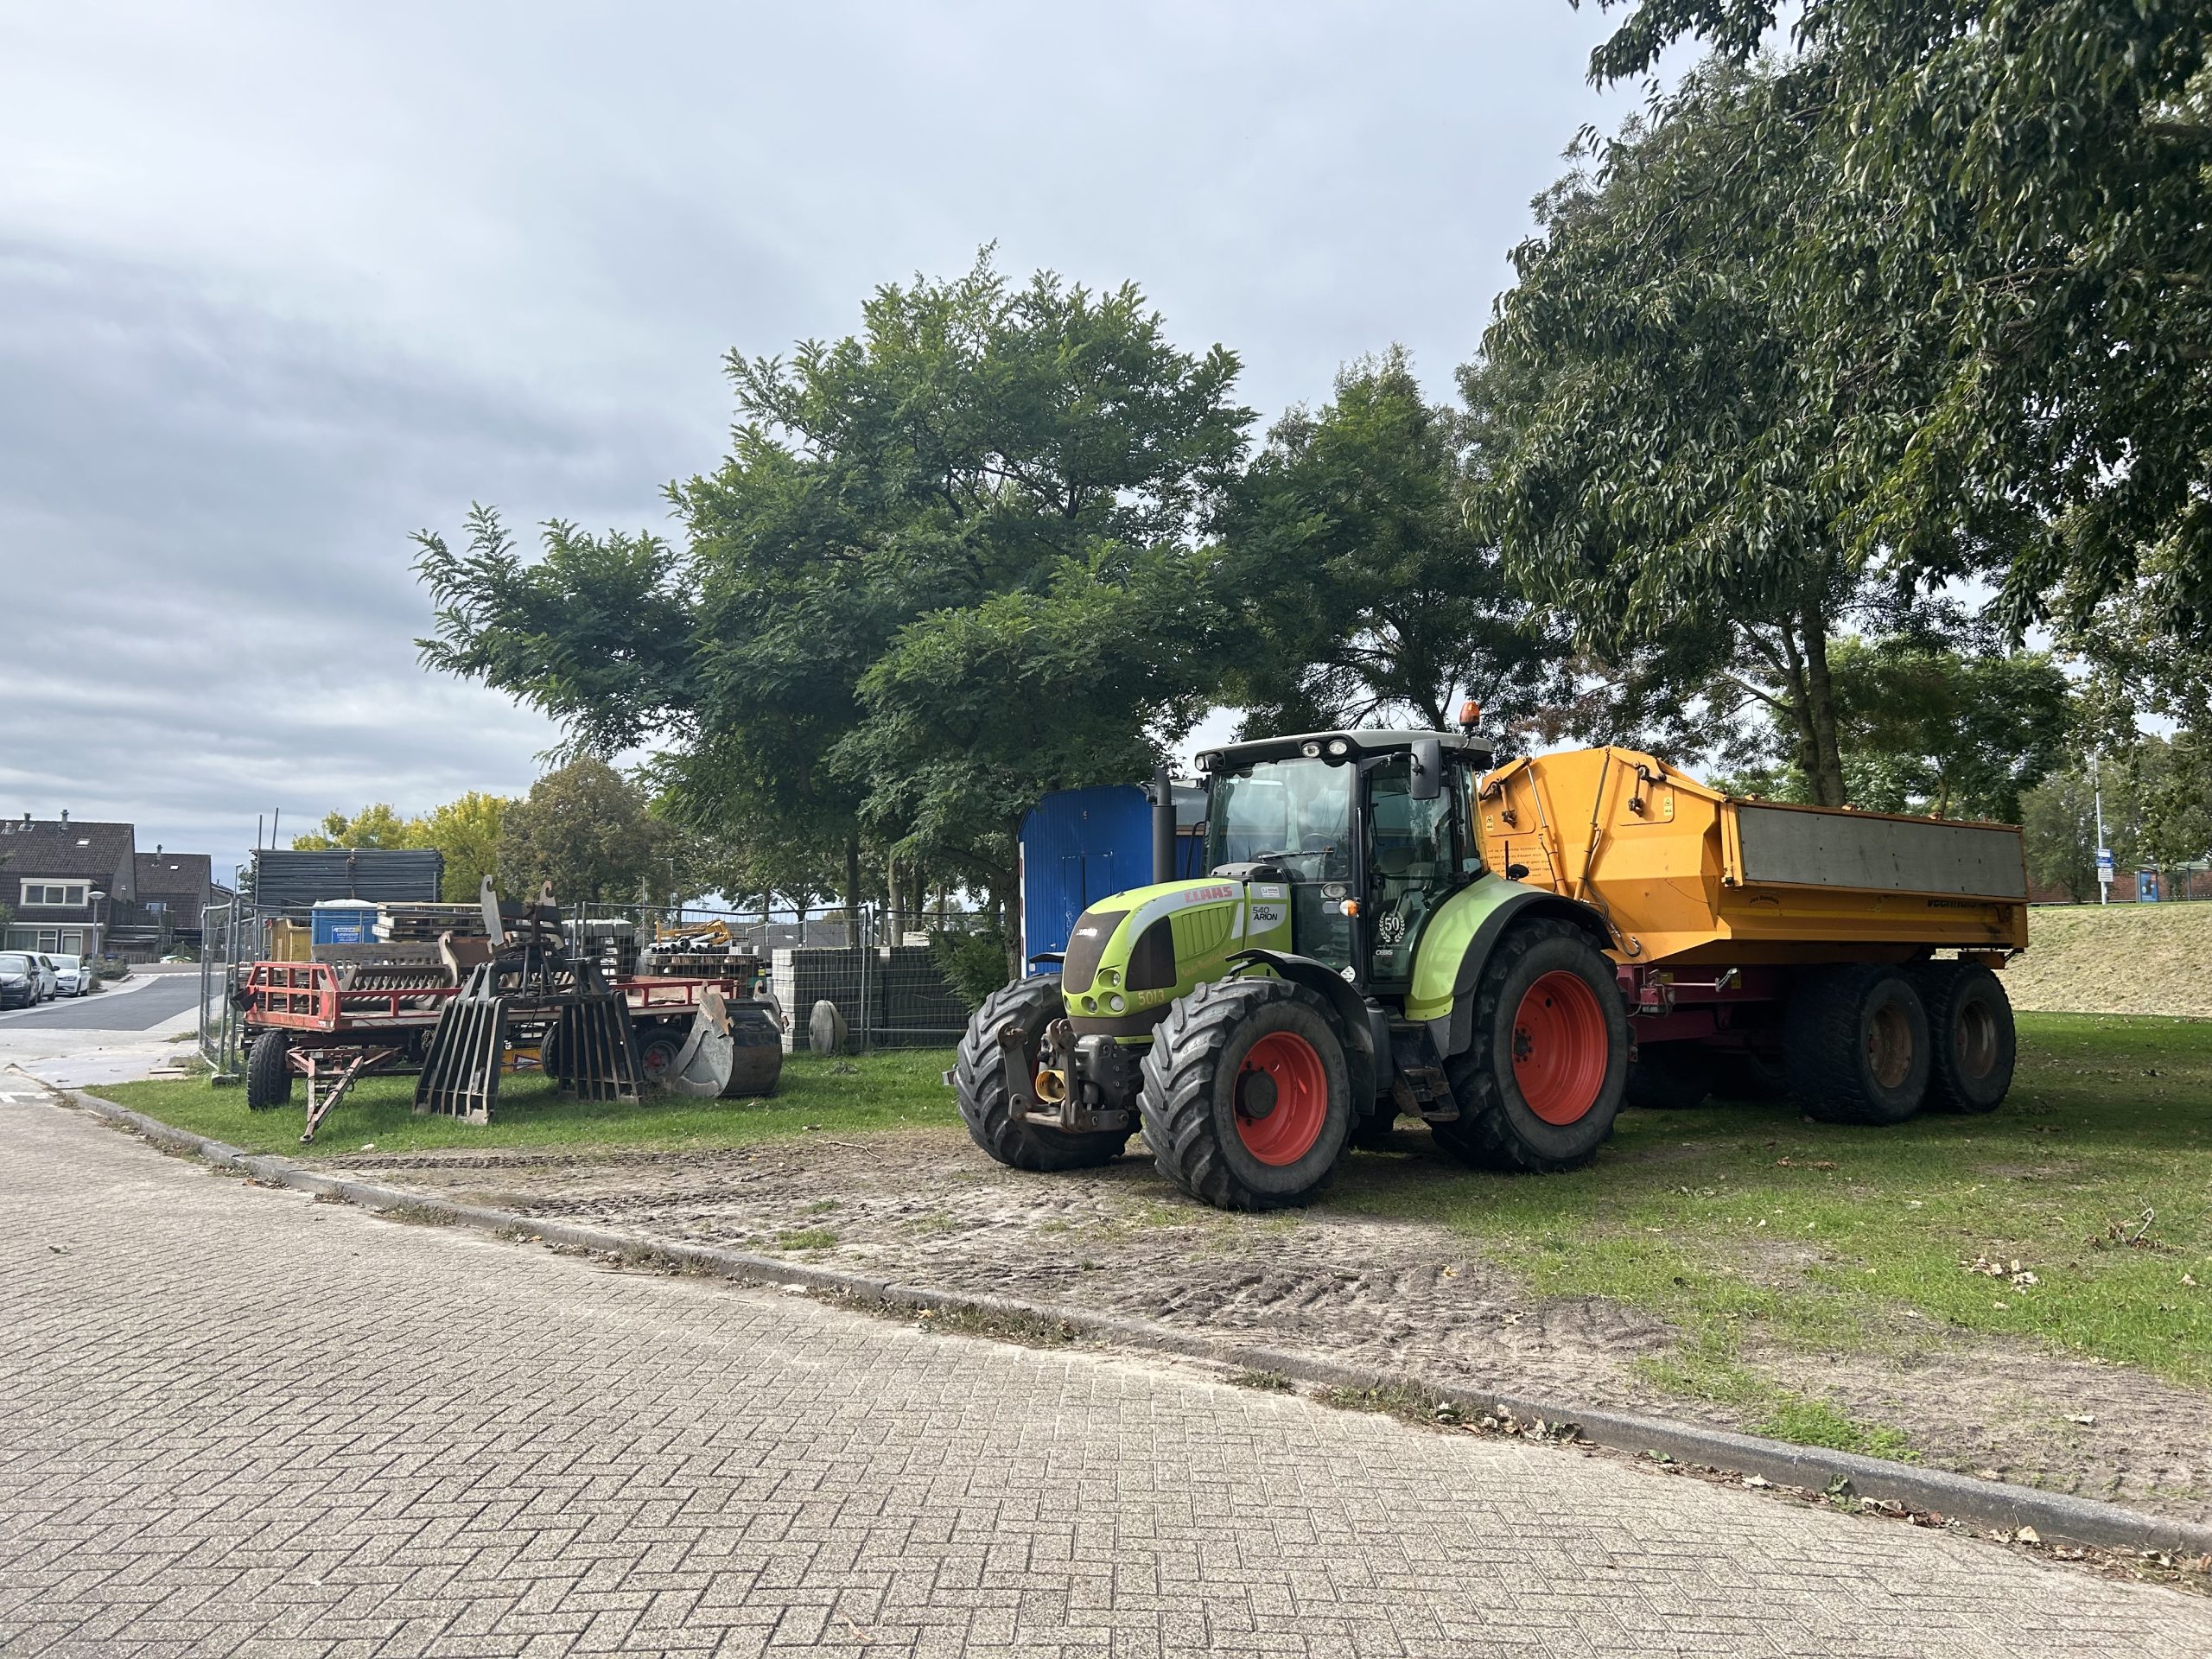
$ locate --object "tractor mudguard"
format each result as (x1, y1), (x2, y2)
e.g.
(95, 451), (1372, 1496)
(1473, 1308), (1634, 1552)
(1228, 948), (1386, 1107)
(1404, 877), (1614, 1059)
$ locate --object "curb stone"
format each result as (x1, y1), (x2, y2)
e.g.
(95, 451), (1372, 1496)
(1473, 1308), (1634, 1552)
(44, 1079), (2212, 1563)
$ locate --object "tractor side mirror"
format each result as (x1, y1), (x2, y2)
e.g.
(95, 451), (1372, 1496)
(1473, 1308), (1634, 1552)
(1409, 736), (1442, 802)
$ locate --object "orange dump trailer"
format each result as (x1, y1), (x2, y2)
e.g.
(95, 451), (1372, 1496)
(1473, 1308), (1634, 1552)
(1474, 747), (2028, 1122)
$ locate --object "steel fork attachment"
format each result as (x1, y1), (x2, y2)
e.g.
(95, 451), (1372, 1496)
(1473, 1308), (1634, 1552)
(415, 880), (643, 1122)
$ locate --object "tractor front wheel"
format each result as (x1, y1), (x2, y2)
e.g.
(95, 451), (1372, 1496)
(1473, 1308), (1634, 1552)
(1433, 919), (1627, 1173)
(1140, 977), (1353, 1211)
(953, 975), (1131, 1172)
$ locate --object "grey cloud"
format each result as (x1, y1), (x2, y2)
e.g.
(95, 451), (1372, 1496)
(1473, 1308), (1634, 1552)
(0, 0), (1632, 881)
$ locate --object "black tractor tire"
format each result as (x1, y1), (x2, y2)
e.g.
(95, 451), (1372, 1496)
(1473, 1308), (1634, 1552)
(1433, 919), (1629, 1173)
(1624, 1042), (1717, 1110)
(953, 975), (1130, 1172)
(1784, 965), (1930, 1126)
(1713, 1048), (1791, 1101)
(245, 1031), (292, 1110)
(1915, 959), (2016, 1115)
(1139, 976), (1354, 1211)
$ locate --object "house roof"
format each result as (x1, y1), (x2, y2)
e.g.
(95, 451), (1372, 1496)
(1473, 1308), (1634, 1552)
(136, 850), (213, 899)
(0, 818), (136, 889)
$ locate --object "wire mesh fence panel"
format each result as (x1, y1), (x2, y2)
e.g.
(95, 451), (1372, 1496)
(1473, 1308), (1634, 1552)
(770, 909), (1001, 1054)
(197, 900), (244, 1080)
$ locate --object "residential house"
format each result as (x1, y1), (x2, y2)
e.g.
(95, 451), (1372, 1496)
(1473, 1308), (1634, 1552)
(0, 812), (136, 961)
(130, 849), (219, 954)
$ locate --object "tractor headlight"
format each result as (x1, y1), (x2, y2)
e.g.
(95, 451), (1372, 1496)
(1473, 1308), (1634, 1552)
(1326, 738), (1351, 758)
(1107, 994), (1126, 1014)
(1081, 995), (1097, 1013)
(1097, 967), (1118, 988)
(1300, 741), (1322, 757)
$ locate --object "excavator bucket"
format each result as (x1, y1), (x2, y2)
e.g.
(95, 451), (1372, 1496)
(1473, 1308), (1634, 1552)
(657, 987), (785, 1099)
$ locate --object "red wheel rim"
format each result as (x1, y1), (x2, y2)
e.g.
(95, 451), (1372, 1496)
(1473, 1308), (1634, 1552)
(1234, 1031), (1328, 1166)
(1511, 970), (1608, 1125)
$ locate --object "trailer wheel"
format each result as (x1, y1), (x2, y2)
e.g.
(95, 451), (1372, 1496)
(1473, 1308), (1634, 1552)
(1433, 919), (1628, 1173)
(245, 1031), (293, 1110)
(635, 1027), (683, 1090)
(1714, 1049), (1790, 1100)
(1785, 966), (1930, 1125)
(953, 975), (1130, 1172)
(1139, 976), (1352, 1211)
(1916, 960), (2016, 1115)
(1624, 1043), (1715, 1110)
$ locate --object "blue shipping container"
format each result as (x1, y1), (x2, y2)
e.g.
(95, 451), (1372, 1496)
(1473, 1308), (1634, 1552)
(310, 905), (379, 945)
(1019, 785), (1206, 972)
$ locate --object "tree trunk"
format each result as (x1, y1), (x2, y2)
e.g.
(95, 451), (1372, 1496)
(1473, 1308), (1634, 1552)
(1798, 601), (1848, 807)
(842, 832), (861, 948)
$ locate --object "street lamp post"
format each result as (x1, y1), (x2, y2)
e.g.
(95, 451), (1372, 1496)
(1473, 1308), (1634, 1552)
(2089, 751), (2113, 906)
(88, 889), (107, 962)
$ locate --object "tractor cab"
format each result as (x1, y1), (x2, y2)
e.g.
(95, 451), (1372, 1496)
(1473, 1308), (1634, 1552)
(1198, 729), (1492, 990)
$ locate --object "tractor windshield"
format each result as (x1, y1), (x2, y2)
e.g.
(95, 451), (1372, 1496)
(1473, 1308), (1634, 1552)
(1205, 757), (1356, 970)
(1205, 758), (1354, 880)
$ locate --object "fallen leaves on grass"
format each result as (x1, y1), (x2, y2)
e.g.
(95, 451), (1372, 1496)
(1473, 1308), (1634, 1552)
(1966, 1254), (2040, 1288)
(2089, 1208), (2165, 1252)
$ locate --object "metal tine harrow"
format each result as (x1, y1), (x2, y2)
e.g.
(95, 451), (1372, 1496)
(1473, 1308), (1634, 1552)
(415, 878), (643, 1122)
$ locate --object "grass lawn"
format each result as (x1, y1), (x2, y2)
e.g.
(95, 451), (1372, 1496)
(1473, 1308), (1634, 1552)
(1336, 1011), (2212, 1452)
(88, 1047), (957, 1157)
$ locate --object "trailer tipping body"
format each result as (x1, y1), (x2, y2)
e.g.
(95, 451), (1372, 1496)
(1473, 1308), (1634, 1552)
(1474, 747), (2028, 967)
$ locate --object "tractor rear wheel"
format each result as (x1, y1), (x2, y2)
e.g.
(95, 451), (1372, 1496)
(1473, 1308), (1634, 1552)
(1784, 965), (1930, 1125)
(1139, 976), (1352, 1211)
(1433, 919), (1627, 1173)
(953, 975), (1130, 1172)
(1624, 1043), (1715, 1110)
(245, 1031), (293, 1110)
(1915, 959), (2015, 1115)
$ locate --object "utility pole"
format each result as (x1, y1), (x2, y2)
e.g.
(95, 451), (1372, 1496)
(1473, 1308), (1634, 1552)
(2092, 749), (2111, 906)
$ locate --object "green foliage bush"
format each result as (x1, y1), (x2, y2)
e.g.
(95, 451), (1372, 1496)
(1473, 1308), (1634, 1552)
(931, 927), (1012, 1012)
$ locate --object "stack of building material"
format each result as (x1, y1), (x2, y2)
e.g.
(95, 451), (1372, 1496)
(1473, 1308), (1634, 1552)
(373, 903), (488, 943)
(568, 918), (639, 982)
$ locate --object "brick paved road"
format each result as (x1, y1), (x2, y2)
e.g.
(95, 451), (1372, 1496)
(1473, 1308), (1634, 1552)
(3, 1096), (2207, 1658)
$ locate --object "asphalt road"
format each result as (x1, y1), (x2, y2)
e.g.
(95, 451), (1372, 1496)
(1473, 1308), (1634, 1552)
(5, 1087), (2206, 1658)
(0, 969), (203, 1032)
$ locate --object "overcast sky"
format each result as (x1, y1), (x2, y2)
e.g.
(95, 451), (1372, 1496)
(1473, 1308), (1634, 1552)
(0, 1), (1650, 886)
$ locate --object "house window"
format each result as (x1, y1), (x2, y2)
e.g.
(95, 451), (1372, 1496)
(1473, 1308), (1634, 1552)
(20, 882), (87, 907)
(37, 930), (60, 952)
(60, 930), (84, 953)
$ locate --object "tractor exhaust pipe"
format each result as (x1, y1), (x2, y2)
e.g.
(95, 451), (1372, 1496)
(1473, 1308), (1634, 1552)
(1150, 761), (1176, 886)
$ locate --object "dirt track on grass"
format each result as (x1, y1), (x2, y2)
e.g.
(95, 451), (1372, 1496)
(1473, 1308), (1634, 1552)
(350, 1123), (2212, 1524)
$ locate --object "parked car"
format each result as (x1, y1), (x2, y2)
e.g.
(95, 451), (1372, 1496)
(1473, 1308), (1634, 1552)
(0, 953), (38, 1009)
(48, 953), (93, 996)
(27, 954), (60, 1001)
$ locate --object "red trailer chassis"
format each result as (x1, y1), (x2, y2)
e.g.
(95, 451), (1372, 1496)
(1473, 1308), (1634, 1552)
(236, 961), (767, 1141)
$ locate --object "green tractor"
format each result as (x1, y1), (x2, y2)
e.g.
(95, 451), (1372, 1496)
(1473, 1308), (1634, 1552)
(950, 728), (1630, 1210)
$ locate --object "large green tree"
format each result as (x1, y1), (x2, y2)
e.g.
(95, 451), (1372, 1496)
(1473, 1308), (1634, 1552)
(496, 758), (675, 906)
(1582, 0), (2212, 646)
(1217, 349), (1570, 742)
(1478, 59), (1936, 804)
(416, 256), (1251, 932)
